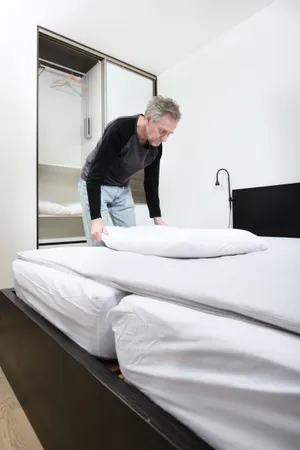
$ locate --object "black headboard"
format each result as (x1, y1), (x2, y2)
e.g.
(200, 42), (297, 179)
(232, 182), (300, 238)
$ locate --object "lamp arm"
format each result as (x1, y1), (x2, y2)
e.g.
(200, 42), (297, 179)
(216, 168), (233, 208)
(227, 175), (232, 210)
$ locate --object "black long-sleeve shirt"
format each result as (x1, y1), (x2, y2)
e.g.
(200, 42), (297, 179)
(81, 114), (162, 220)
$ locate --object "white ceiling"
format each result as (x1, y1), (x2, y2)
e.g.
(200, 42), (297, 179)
(32, 0), (276, 74)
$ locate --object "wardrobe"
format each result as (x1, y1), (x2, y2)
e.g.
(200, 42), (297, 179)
(37, 29), (156, 248)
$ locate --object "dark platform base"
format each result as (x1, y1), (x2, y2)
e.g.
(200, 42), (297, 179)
(0, 289), (214, 450)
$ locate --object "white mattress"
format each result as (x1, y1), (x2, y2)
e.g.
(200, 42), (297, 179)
(14, 237), (300, 334)
(110, 295), (300, 450)
(12, 259), (125, 359)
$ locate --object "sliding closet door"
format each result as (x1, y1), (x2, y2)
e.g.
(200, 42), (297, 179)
(106, 62), (154, 122)
(106, 62), (155, 225)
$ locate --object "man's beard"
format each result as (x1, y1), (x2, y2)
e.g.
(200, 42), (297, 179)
(149, 136), (161, 147)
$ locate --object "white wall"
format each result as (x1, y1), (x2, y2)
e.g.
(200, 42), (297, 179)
(158, 0), (300, 228)
(39, 70), (82, 167)
(0, 4), (37, 288)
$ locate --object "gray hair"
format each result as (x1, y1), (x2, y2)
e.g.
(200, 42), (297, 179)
(145, 95), (181, 123)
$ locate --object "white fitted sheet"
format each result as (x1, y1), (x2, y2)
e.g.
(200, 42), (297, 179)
(110, 295), (300, 450)
(12, 259), (125, 359)
(14, 237), (300, 334)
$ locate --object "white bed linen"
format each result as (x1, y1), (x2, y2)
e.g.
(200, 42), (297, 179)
(102, 225), (268, 258)
(39, 200), (82, 216)
(12, 259), (125, 359)
(14, 237), (300, 334)
(110, 294), (300, 450)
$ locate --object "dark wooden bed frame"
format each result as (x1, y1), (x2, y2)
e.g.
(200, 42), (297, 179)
(0, 182), (299, 450)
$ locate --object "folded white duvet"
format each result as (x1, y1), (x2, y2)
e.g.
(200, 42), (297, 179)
(14, 237), (300, 335)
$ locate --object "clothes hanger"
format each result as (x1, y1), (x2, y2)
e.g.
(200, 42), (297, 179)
(50, 80), (81, 96)
(52, 73), (88, 88)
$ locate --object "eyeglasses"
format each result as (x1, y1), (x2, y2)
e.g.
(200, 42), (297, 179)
(158, 126), (173, 138)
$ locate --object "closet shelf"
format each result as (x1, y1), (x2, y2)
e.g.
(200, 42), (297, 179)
(38, 163), (82, 175)
(39, 214), (82, 218)
(39, 236), (85, 245)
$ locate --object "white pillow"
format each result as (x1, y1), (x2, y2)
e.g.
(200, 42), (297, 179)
(102, 226), (268, 258)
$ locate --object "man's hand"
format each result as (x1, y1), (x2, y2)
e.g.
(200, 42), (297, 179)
(91, 218), (108, 242)
(153, 217), (167, 226)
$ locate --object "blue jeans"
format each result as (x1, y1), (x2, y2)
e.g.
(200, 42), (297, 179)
(78, 179), (136, 246)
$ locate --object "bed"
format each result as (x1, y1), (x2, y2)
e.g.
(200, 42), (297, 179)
(1, 181), (300, 450)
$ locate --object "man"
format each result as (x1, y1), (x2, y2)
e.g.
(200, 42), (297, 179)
(78, 95), (181, 245)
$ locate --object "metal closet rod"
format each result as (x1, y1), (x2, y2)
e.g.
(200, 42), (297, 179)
(39, 58), (87, 76)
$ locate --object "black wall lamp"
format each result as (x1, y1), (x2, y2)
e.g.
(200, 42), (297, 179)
(215, 168), (234, 227)
(215, 168), (233, 209)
